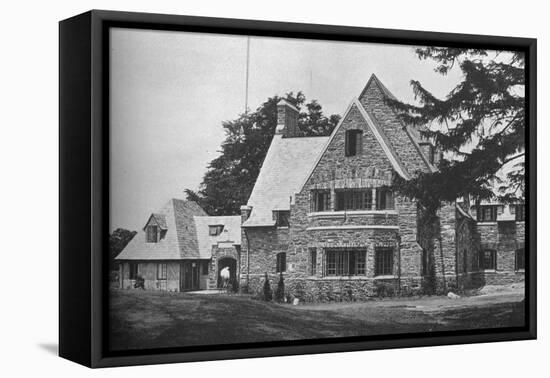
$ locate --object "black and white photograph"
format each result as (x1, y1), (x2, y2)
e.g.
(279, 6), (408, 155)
(107, 27), (528, 352)
(4, 0), (548, 375)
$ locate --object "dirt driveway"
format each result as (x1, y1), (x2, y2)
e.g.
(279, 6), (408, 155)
(109, 285), (525, 351)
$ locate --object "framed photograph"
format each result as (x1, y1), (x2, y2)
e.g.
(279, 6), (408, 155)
(59, 10), (536, 368)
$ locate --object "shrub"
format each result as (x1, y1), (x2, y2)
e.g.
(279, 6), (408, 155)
(275, 272), (285, 302)
(231, 278), (239, 293)
(263, 272), (272, 301)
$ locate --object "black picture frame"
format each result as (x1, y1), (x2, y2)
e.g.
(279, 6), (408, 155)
(59, 9), (537, 368)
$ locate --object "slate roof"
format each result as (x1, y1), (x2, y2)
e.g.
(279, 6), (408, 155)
(116, 199), (209, 260)
(194, 216), (242, 258)
(243, 134), (329, 227)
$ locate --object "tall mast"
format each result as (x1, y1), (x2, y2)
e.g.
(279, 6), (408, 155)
(245, 36), (250, 115)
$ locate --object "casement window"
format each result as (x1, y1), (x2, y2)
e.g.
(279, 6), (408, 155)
(273, 210), (290, 227)
(345, 129), (363, 157)
(311, 190), (331, 212)
(325, 249), (366, 276)
(376, 188), (394, 210)
(515, 248), (525, 271)
(310, 248), (317, 276)
(477, 205), (498, 222)
(480, 249), (497, 270)
(335, 190), (372, 211)
(146, 225), (159, 243)
(375, 247), (394, 276)
(515, 205), (525, 221)
(209, 225), (224, 236)
(202, 261), (210, 275)
(157, 263), (167, 280)
(421, 248), (428, 276)
(276, 252), (287, 273)
(129, 263), (138, 280)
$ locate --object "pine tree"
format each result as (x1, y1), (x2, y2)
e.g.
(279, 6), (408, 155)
(185, 93), (340, 215)
(275, 272), (285, 303)
(388, 48), (525, 210)
(263, 272), (273, 302)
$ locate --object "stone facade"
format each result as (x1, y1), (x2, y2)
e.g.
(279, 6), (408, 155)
(209, 245), (241, 289)
(239, 75), (525, 302)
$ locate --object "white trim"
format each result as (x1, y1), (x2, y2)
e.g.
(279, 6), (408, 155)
(306, 225), (400, 231)
(297, 98), (410, 194)
(307, 210), (398, 218)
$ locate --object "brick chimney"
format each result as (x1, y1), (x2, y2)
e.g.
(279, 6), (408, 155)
(275, 99), (300, 137)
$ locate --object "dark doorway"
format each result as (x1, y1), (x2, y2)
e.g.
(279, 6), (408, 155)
(217, 257), (237, 288)
(181, 261), (200, 291)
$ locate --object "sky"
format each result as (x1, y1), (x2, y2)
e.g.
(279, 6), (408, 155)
(109, 27), (465, 232)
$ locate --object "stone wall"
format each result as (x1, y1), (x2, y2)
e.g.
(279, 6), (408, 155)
(210, 245), (240, 289)
(476, 220), (525, 285)
(240, 226), (290, 292)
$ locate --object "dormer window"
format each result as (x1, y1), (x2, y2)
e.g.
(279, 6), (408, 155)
(345, 129), (363, 157)
(146, 225), (159, 243)
(273, 210), (290, 227)
(209, 225), (224, 236)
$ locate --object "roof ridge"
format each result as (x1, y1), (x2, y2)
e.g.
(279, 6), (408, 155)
(359, 74), (397, 101)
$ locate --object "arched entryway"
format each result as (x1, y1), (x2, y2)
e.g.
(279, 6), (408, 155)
(217, 257), (237, 288)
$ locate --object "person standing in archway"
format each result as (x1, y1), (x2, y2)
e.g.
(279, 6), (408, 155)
(220, 266), (230, 290)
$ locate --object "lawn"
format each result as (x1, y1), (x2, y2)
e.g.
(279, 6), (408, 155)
(109, 289), (524, 351)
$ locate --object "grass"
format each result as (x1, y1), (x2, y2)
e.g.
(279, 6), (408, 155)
(109, 290), (524, 351)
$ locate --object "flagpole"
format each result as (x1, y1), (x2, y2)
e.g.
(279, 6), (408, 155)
(245, 36), (250, 115)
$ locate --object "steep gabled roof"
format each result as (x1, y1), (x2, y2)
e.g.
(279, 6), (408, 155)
(297, 99), (410, 195)
(115, 199), (208, 260)
(359, 74), (436, 174)
(243, 134), (329, 227)
(194, 216), (242, 258)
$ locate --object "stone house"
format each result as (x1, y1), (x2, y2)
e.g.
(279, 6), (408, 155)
(239, 74), (525, 301)
(115, 198), (241, 291)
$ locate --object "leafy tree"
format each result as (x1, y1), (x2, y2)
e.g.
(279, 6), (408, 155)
(388, 48), (525, 211)
(109, 228), (137, 270)
(185, 92), (340, 215)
